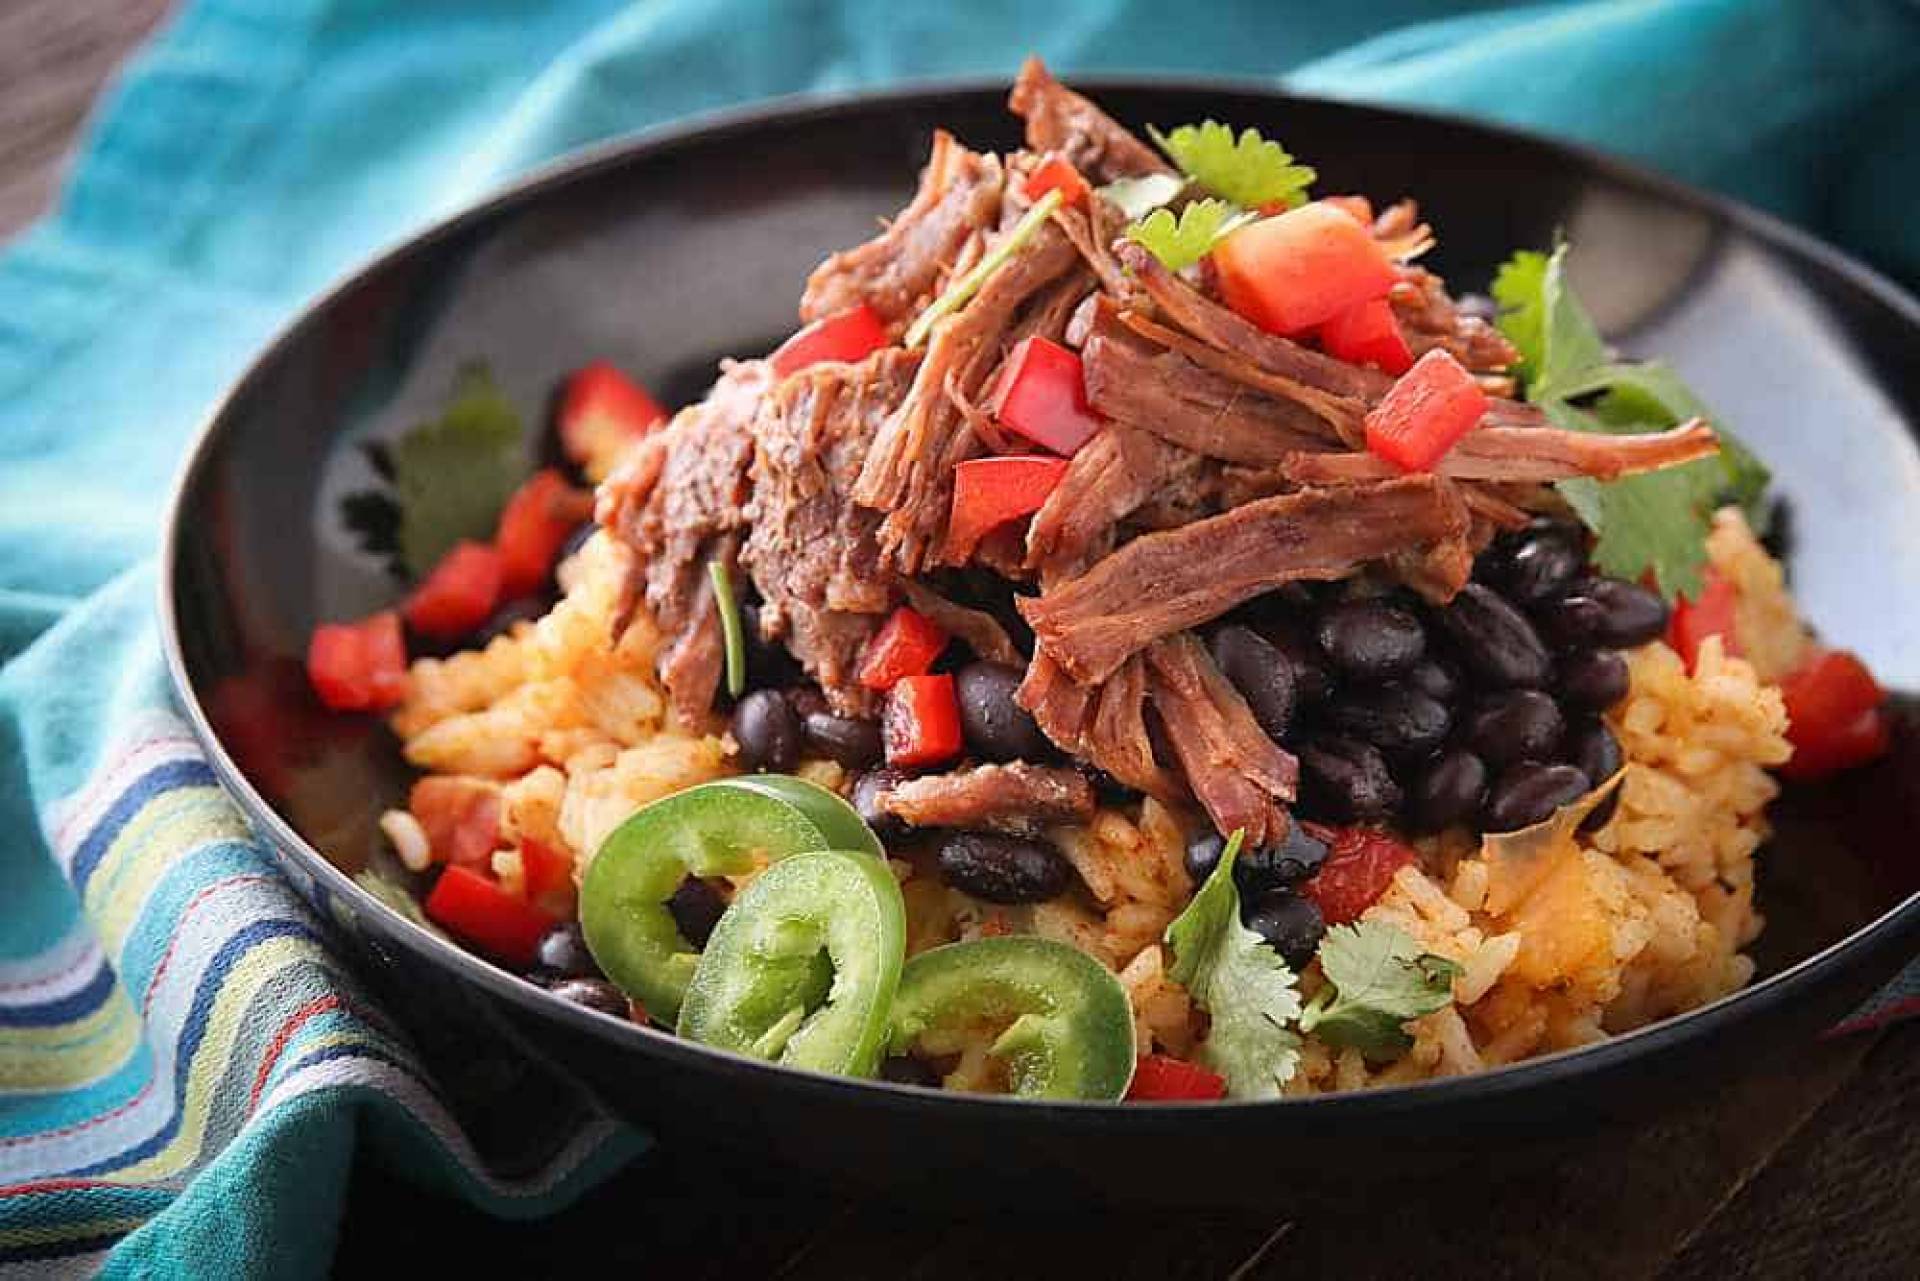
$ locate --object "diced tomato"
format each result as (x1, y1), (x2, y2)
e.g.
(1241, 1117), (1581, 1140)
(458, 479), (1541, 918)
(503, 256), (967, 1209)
(558, 361), (667, 465)
(402, 541), (504, 640)
(423, 865), (555, 968)
(1023, 153), (1091, 207)
(1322, 195), (1374, 226)
(495, 469), (591, 599)
(1779, 649), (1891, 780)
(519, 837), (576, 902)
(1318, 297), (1413, 375)
(882, 673), (963, 769)
(1666, 566), (1741, 672)
(1126, 1054), (1226, 1102)
(769, 304), (890, 379)
(306, 611), (408, 712)
(410, 776), (501, 869)
(857, 607), (950, 691)
(944, 455), (1071, 563)
(1362, 349), (1489, 473)
(1211, 202), (1401, 336)
(988, 336), (1104, 457)
(1300, 825), (1418, 925)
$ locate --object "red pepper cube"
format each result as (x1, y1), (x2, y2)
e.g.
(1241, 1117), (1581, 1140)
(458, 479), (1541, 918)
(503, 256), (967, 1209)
(1362, 349), (1489, 473)
(558, 361), (667, 466)
(1299, 824), (1418, 925)
(519, 837), (577, 902)
(944, 455), (1071, 563)
(496, 469), (590, 599)
(1318, 297), (1413, 375)
(424, 865), (555, 968)
(857, 607), (950, 691)
(1779, 649), (1890, 780)
(1022, 153), (1091, 207)
(1666, 566), (1741, 672)
(306, 610), (408, 712)
(883, 673), (963, 769)
(1211, 201), (1401, 335)
(403, 540), (505, 640)
(1126, 1053), (1227, 1102)
(769, 303), (890, 379)
(988, 336), (1103, 457)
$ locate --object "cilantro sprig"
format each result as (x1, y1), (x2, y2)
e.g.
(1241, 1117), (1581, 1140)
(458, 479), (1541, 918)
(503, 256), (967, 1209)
(1492, 244), (1770, 599)
(1164, 830), (1303, 1098)
(1124, 200), (1253, 273)
(1297, 922), (1461, 1059)
(390, 364), (525, 576)
(1150, 121), (1315, 211)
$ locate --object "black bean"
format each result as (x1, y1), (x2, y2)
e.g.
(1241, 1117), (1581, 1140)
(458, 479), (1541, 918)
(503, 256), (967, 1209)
(1297, 736), (1401, 822)
(935, 832), (1074, 904)
(1539, 578), (1670, 650)
(1563, 718), (1625, 831)
(731, 689), (800, 772)
(667, 877), (729, 949)
(1434, 584), (1552, 688)
(1403, 658), (1461, 704)
(1258, 623), (1334, 707)
(471, 596), (549, 647)
(1478, 520), (1585, 605)
(1315, 598), (1427, 682)
(1559, 649), (1631, 712)
(1407, 748), (1489, 834)
(1185, 830), (1227, 886)
(1465, 689), (1566, 770)
(1483, 763), (1593, 833)
(547, 977), (631, 1018)
(1325, 684), (1452, 759)
(851, 768), (911, 841)
(532, 921), (600, 980)
(1210, 625), (1299, 741)
(801, 711), (883, 769)
(879, 1055), (942, 1088)
(1236, 822), (1330, 891)
(954, 662), (1050, 762)
(1245, 892), (1327, 969)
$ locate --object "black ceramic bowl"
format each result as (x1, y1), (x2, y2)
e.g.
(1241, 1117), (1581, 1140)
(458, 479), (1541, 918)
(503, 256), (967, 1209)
(163, 80), (1920, 1203)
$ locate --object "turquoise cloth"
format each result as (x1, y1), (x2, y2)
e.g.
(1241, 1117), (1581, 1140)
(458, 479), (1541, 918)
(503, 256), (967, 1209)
(0, 0), (1914, 1274)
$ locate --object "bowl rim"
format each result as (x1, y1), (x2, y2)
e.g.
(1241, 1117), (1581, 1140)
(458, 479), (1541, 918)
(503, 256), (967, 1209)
(159, 73), (1920, 1117)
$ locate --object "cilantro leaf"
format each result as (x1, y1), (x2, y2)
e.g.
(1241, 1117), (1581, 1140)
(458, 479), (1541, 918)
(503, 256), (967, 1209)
(1150, 121), (1315, 210)
(1098, 172), (1185, 221)
(1165, 830), (1302, 1098)
(1297, 921), (1460, 1060)
(389, 363), (525, 577)
(1124, 199), (1253, 273)
(1491, 244), (1771, 599)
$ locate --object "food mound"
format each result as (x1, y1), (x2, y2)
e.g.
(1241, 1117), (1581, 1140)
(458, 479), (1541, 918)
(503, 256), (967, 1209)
(313, 60), (1892, 1101)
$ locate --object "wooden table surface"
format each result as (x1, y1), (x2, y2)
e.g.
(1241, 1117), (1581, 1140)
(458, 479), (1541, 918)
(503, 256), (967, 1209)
(7, 5), (1914, 1277)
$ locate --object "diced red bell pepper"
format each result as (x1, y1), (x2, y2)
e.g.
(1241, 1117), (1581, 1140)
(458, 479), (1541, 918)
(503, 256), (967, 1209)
(882, 673), (963, 769)
(403, 540), (505, 640)
(410, 776), (501, 869)
(1211, 202), (1401, 336)
(1362, 349), (1489, 473)
(1300, 825), (1418, 925)
(857, 607), (950, 691)
(306, 611), (408, 712)
(768, 303), (890, 379)
(1023, 153), (1091, 207)
(944, 455), (1071, 563)
(1666, 566), (1741, 672)
(423, 865), (555, 968)
(495, 469), (591, 599)
(988, 336), (1104, 457)
(1779, 649), (1891, 780)
(558, 361), (667, 465)
(1322, 195), (1375, 226)
(519, 837), (576, 902)
(1318, 297), (1413, 375)
(1126, 1053), (1226, 1102)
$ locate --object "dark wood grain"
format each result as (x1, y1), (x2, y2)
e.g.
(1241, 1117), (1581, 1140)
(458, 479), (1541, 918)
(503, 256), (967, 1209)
(8, 6), (1914, 1278)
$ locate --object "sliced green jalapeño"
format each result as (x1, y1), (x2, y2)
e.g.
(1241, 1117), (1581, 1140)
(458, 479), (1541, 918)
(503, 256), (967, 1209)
(580, 781), (841, 1021)
(713, 774), (884, 859)
(677, 849), (906, 1077)
(889, 937), (1136, 1101)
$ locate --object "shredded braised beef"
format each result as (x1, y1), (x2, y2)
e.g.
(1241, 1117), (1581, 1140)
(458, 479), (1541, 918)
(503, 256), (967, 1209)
(878, 762), (1095, 833)
(1144, 634), (1298, 849)
(1008, 56), (1170, 184)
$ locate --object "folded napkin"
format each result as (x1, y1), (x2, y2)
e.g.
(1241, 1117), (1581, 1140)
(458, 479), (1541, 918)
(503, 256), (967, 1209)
(2, 1), (1914, 1275)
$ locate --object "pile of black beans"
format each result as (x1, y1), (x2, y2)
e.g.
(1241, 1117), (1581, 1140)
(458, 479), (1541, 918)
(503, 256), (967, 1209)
(1211, 517), (1667, 839)
(1185, 824), (1331, 968)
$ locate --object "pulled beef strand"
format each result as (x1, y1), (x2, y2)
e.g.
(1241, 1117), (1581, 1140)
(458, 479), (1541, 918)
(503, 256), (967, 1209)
(1280, 419), (1721, 485)
(1017, 651), (1181, 802)
(1024, 423), (1193, 575)
(878, 762), (1095, 833)
(897, 579), (1022, 666)
(1008, 56), (1170, 184)
(1020, 475), (1472, 684)
(1145, 633), (1297, 849)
